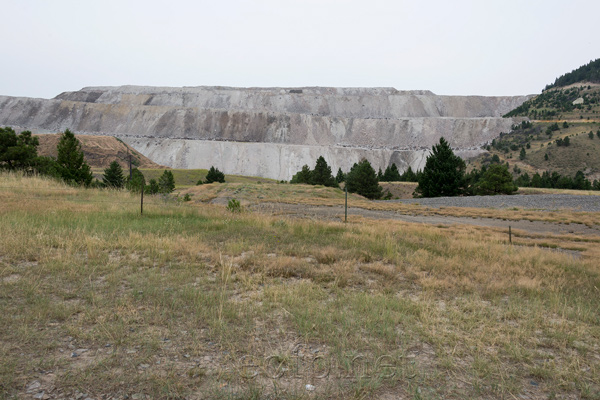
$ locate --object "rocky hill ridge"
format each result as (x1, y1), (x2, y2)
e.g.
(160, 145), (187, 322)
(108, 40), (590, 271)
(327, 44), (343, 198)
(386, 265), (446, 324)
(0, 86), (531, 180)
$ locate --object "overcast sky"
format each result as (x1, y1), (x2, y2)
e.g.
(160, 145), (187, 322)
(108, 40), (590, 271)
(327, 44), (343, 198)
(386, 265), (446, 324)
(1, 0), (598, 99)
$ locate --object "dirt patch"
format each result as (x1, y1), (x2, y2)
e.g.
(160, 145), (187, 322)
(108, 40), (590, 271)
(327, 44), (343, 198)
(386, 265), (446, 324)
(35, 133), (165, 169)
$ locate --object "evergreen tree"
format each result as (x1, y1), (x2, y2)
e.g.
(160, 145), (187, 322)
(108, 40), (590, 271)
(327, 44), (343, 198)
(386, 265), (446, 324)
(383, 163), (402, 182)
(377, 168), (383, 181)
(56, 129), (93, 186)
(335, 167), (346, 183)
(158, 170), (175, 193)
(346, 159), (383, 200)
(146, 179), (160, 194)
(205, 166), (225, 183)
(0, 127), (40, 172)
(290, 165), (312, 184)
(399, 166), (417, 182)
(414, 137), (466, 198)
(515, 173), (531, 187)
(473, 164), (517, 195)
(126, 168), (146, 192)
(519, 147), (526, 160)
(573, 170), (592, 190)
(311, 156), (337, 187)
(102, 161), (125, 188)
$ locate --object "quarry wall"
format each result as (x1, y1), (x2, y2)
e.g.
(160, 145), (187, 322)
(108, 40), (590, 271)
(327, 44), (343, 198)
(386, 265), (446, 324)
(0, 86), (531, 180)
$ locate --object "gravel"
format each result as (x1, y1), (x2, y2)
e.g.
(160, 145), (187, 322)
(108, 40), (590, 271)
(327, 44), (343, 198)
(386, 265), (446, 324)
(390, 194), (600, 212)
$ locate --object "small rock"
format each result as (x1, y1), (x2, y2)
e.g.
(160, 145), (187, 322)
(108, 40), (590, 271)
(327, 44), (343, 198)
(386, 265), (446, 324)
(139, 364), (150, 369)
(71, 352), (79, 358)
(305, 384), (315, 391)
(26, 381), (41, 393)
(33, 392), (45, 399)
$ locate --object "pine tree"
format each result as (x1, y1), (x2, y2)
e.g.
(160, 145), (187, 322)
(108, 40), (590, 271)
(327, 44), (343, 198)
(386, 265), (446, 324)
(126, 168), (146, 192)
(474, 164), (517, 195)
(102, 161), (125, 188)
(383, 163), (402, 182)
(346, 159), (382, 200)
(0, 128), (40, 171)
(311, 156), (337, 187)
(158, 170), (175, 193)
(335, 168), (345, 183)
(205, 166), (225, 183)
(414, 137), (466, 198)
(519, 147), (526, 160)
(290, 165), (312, 184)
(56, 129), (93, 186)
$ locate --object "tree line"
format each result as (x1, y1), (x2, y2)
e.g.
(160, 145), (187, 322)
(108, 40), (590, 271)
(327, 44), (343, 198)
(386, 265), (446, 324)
(0, 127), (178, 194)
(289, 138), (526, 199)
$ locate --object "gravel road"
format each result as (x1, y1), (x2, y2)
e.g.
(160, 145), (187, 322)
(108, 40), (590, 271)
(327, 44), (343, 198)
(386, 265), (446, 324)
(391, 194), (600, 212)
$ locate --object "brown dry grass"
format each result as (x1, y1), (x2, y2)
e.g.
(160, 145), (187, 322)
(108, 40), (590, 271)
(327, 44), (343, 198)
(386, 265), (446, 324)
(1, 172), (599, 399)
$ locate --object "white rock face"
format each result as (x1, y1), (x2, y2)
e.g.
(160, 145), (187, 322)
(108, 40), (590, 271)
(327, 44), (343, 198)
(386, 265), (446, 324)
(0, 86), (531, 179)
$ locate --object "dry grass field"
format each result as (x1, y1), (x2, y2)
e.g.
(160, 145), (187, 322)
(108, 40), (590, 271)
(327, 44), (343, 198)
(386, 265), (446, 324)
(1, 172), (599, 399)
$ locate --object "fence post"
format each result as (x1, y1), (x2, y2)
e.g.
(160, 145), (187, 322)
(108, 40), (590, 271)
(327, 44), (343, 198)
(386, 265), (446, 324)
(344, 185), (348, 223)
(509, 225), (512, 244)
(140, 186), (144, 216)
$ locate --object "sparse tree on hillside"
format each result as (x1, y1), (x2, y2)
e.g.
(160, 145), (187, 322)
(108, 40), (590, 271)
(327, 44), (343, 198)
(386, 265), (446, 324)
(414, 137), (466, 198)
(56, 129), (93, 186)
(519, 147), (526, 160)
(102, 161), (125, 188)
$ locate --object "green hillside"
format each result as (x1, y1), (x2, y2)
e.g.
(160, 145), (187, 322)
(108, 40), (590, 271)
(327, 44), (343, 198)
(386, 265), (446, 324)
(477, 59), (600, 186)
(545, 58), (600, 90)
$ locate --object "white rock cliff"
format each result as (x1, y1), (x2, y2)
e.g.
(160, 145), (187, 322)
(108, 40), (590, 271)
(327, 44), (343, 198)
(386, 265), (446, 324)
(0, 86), (530, 180)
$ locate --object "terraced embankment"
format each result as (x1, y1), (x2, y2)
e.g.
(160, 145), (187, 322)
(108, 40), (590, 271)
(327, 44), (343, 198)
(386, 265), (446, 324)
(0, 86), (531, 180)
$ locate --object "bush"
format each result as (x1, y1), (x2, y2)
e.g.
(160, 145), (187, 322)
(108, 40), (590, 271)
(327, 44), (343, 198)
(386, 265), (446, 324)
(226, 198), (242, 213)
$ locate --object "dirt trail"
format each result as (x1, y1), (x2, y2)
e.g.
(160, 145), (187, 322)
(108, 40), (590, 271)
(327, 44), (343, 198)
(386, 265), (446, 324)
(252, 202), (600, 237)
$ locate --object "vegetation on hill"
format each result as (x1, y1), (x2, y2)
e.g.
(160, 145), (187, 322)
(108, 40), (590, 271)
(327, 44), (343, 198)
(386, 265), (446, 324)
(545, 58), (600, 90)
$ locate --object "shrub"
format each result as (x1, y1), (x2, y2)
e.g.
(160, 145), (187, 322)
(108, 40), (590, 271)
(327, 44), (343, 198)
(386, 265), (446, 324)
(226, 198), (242, 213)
